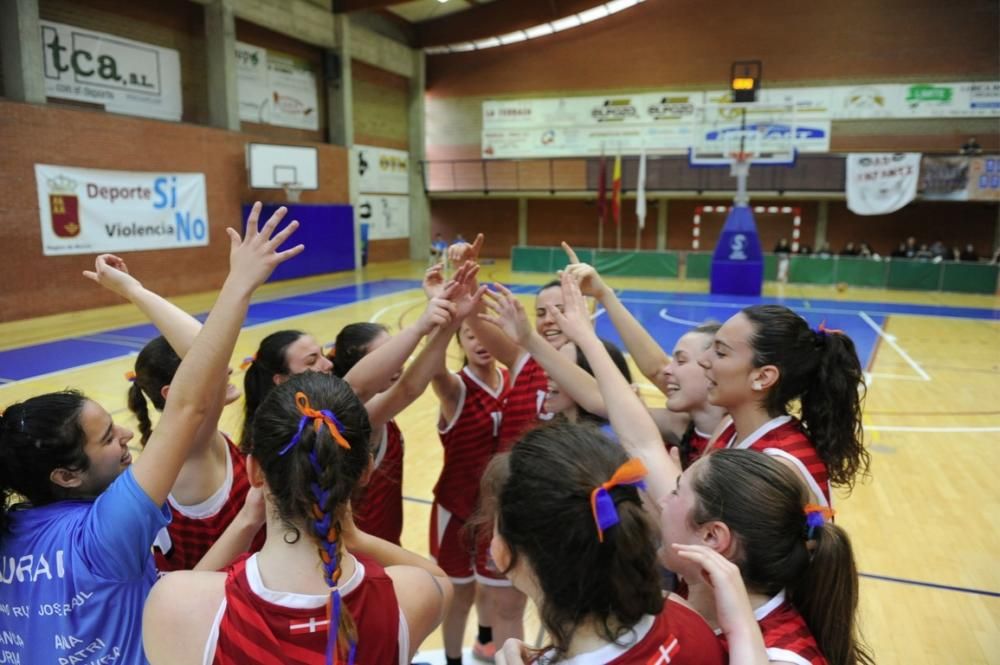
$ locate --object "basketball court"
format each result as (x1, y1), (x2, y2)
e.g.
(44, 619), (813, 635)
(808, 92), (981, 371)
(1, 258), (997, 663)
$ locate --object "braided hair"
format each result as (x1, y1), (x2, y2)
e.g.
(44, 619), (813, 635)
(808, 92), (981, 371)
(250, 372), (372, 664)
(127, 336), (181, 446)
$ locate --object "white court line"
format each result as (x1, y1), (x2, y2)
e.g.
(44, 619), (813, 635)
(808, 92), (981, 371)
(867, 425), (1000, 433)
(658, 308), (704, 327)
(592, 306), (606, 321)
(370, 297), (425, 324)
(858, 311), (930, 382)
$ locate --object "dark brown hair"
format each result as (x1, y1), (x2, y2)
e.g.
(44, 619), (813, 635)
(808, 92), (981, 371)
(482, 421), (663, 661)
(128, 336), (181, 446)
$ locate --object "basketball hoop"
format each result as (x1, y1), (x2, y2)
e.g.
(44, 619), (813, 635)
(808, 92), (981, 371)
(279, 182), (303, 203)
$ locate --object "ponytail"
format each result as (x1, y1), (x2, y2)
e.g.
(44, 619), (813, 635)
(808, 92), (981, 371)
(691, 450), (872, 665)
(742, 305), (869, 489)
(249, 372), (372, 663)
(240, 330), (304, 450)
(801, 331), (869, 489)
(676, 420), (697, 469)
(128, 336), (181, 447)
(791, 523), (875, 665)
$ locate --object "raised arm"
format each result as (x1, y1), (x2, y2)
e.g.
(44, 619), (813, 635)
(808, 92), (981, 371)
(550, 272), (679, 506)
(479, 283), (607, 416)
(135, 203), (303, 506)
(84, 254), (202, 356)
(343, 283), (461, 403)
(562, 243), (670, 387)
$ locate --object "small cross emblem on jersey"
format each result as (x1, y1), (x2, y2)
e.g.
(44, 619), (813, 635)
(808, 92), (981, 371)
(289, 617), (330, 634)
(646, 637), (679, 664)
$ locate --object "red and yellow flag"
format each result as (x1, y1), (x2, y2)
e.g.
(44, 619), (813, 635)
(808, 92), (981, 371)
(611, 154), (622, 225)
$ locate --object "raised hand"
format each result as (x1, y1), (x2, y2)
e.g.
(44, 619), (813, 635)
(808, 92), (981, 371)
(479, 283), (532, 346)
(562, 241), (610, 300)
(416, 296), (457, 335)
(547, 270), (596, 345)
(443, 261), (485, 322)
(224, 202), (305, 290)
(423, 262), (446, 300)
(447, 232), (484, 266)
(672, 543), (764, 652)
(82, 254), (143, 299)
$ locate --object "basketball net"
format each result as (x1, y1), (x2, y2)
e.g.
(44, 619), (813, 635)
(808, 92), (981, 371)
(280, 182), (303, 203)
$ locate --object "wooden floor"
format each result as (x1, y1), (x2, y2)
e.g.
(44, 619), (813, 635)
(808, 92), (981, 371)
(1, 259), (998, 663)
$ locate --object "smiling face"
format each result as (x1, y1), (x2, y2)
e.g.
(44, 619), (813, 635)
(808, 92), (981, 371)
(699, 313), (760, 409)
(284, 334), (333, 376)
(535, 285), (568, 349)
(662, 331), (714, 413)
(70, 400), (135, 497)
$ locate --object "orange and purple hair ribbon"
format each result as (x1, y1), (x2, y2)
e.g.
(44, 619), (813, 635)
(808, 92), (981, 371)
(589, 458), (648, 542)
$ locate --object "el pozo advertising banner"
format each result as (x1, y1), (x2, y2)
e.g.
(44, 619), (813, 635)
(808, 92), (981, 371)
(354, 145), (410, 195)
(40, 21), (182, 122)
(35, 165), (209, 256)
(481, 81), (998, 158)
(235, 41), (320, 130)
(846, 153), (922, 215)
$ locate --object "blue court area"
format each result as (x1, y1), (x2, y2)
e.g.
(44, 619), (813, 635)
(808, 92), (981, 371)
(2, 278), (998, 383)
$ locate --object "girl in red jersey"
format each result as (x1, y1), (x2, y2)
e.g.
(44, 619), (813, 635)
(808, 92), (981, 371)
(429, 319), (508, 665)
(330, 263), (481, 545)
(699, 304), (870, 505)
(661, 450), (875, 665)
(560, 244), (727, 465)
(85, 255), (265, 571)
(480, 422), (725, 665)
(143, 371), (453, 665)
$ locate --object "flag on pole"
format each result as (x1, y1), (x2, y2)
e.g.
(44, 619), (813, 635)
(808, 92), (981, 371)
(636, 148), (647, 230)
(597, 153), (607, 224)
(611, 153), (622, 225)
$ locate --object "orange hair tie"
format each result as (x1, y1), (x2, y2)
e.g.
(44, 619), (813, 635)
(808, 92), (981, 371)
(816, 321), (845, 336)
(239, 354), (256, 371)
(124, 370), (137, 383)
(589, 458), (648, 542)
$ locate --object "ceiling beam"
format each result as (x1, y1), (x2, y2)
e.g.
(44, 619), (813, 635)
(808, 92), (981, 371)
(416, 0), (610, 47)
(333, 0), (408, 12)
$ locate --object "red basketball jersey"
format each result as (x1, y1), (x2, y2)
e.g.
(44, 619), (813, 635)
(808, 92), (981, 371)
(540, 600), (724, 664)
(497, 354), (550, 452)
(713, 416), (831, 506)
(210, 553), (403, 665)
(354, 420), (404, 545)
(717, 591), (828, 665)
(434, 366), (508, 520)
(154, 435), (266, 572)
(686, 429), (712, 466)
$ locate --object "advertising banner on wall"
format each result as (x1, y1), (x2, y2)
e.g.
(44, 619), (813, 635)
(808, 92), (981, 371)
(482, 81), (998, 158)
(846, 153), (922, 215)
(356, 195), (409, 239)
(235, 41), (319, 130)
(40, 21), (182, 121)
(35, 164), (209, 256)
(354, 145), (410, 194)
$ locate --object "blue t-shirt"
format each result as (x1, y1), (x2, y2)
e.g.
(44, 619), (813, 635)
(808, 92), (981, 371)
(0, 467), (170, 664)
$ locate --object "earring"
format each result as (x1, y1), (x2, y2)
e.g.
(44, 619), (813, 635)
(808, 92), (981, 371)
(752, 381), (762, 391)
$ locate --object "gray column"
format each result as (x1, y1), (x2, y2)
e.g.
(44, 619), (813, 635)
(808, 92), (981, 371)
(204, 0), (239, 130)
(327, 15), (353, 147)
(518, 198), (527, 246)
(656, 198), (668, 251)
(814, 200), (829, 249)
(407, 50), (430, 261)
(1, 0), (46, 103)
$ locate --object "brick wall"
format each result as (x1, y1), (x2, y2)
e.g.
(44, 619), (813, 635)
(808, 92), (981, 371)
(0, 99), (348, 322)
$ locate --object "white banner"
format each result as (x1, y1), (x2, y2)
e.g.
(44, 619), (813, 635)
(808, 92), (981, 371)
(235, 41), (319, 130)
(846, 153), (921, 215)
(40, 21), (182, 121)
(354, 145), (410, 194)
(35, 164), (209, 256)
(357, 195), (409, 240)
